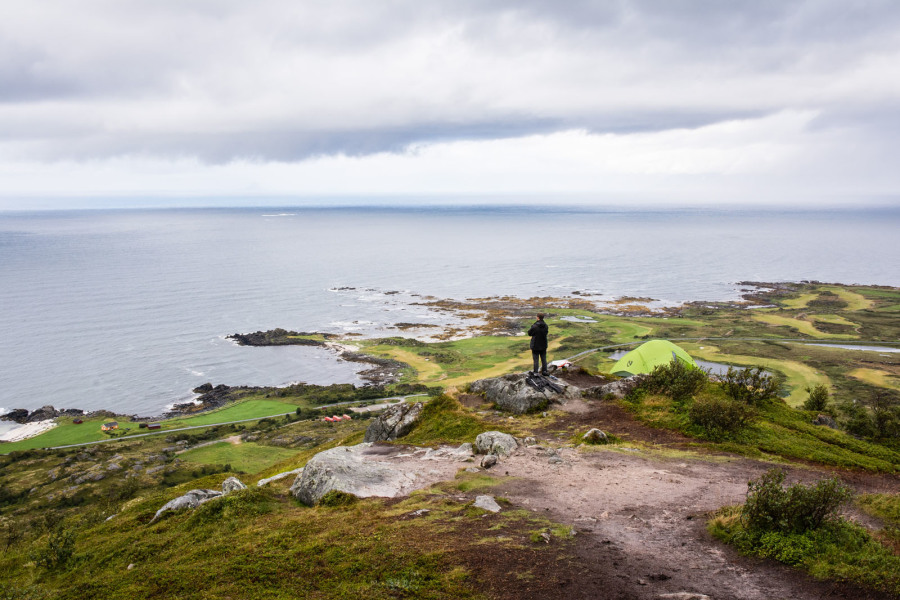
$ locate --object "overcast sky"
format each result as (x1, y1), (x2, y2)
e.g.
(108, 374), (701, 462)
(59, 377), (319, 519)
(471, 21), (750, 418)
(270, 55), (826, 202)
(2, 0), (900, 209)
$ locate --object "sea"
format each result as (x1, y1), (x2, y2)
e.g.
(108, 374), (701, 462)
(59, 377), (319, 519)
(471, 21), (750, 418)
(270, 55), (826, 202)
(0, 205), (898, 418)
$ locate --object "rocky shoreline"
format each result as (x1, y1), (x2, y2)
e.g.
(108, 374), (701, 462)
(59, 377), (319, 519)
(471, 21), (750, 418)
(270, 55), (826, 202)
(228, 329), (405, 384)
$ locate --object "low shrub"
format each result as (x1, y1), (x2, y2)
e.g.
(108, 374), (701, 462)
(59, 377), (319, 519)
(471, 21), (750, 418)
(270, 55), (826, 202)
(722, 366), (779, 406)
(710, 504), (900, 594)
(318, 490), (359, 508)
(742, 469), (852, 534)
(688, 396), (754, 440)
(29, 524), (76, 571)
(642, 358), (708, 403)
(803, 384), (830, 412)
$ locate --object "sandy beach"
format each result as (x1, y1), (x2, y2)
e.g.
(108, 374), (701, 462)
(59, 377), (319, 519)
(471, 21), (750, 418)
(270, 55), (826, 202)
(0, 419), (57, 442)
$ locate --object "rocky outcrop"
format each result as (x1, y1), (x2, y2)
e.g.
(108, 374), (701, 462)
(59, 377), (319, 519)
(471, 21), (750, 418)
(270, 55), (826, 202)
(228, 329), (326, 346)
(422, 443), (474, 461)
(291, 444), (423, 506)
(470, 374), (576, 413)
(475, 431), (518, 456)
(0, 409), (29, 423)
(167, 384), (236, 416)
(364, 402), (423, 442)
(150, 489), (222, 523)
(582, 378), (642, 400)
(222, 476), (247, 494)
(26, 405), (60, 423)
(338, 352), (404, 385)
(150, 476), (248, 522)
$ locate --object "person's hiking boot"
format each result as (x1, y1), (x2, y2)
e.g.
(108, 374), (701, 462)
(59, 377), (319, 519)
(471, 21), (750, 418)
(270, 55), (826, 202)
(540, 371), (549, 376)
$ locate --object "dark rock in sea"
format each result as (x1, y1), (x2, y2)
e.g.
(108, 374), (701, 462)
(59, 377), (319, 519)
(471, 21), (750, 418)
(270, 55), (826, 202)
(1, 409), (30, 423)
(227, 329), (327, 347)
(193, 383), (213, 393)
(26, 405), (59, 422)
(59, 408), (85, 417)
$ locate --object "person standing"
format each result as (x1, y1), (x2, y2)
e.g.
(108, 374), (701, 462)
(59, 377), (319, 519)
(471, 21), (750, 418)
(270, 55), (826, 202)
(528, 313), (549, 375)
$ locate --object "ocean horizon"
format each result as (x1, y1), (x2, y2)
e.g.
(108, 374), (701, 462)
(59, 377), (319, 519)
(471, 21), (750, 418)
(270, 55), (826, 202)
(1, 204), (898, 416)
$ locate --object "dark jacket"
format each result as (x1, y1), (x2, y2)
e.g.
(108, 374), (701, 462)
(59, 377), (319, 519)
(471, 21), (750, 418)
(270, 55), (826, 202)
(528, 320), (549, 351)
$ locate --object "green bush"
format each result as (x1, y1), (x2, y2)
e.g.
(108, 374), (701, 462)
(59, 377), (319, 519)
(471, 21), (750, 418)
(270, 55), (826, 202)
(642, 358), (708, 403)
(318, 490), (359, 507)
(688, 396), (754, 440)
(803, 384), (830, 412)
(839, 390), (900, 440)
(722, 366), (779, 406)
(29, 525), (76, 571)
(742, 469), (852, 534)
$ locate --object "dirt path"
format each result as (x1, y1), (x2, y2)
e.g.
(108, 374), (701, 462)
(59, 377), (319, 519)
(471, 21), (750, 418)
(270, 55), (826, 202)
(389, 368), (899, 599)
(466, 394), (898, 600)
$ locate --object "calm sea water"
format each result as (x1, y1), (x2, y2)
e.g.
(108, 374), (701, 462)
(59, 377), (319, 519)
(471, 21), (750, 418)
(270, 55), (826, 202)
(1, 205), (898, 416)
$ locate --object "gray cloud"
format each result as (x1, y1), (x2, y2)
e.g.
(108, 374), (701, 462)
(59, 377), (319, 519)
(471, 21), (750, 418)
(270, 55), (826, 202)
(0, 0), (899, 178)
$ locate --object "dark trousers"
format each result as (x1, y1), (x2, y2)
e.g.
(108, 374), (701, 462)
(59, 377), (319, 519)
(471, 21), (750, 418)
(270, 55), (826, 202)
(532, 350), (547, 373)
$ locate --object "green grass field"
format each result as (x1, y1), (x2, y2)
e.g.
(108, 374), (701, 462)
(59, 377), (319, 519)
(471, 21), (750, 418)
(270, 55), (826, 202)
(0, 417), (144, 452)
(0, 399), (300, 454)
(179, 442), (299, 474)
(164, 399), (300, 428)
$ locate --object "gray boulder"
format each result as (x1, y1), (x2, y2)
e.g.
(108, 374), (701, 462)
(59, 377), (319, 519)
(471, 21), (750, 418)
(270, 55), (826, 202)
(364, 402), (424, 442)
(813, 414), (838, 429)
(583, 428), (609, 444)
(480, 455), (498, 469)
(257, 467), (304, 487)
(470, 374), (574, 413)
(150, 489), (222, 523)
(475, 431), (518, 457)
(222, 476), (247, 494)
(290, 444), (423, 506)
(473, 495), (502, 513)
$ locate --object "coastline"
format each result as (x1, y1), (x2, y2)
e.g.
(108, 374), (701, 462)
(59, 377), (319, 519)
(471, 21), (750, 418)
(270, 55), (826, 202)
(0, 419), (57, 442)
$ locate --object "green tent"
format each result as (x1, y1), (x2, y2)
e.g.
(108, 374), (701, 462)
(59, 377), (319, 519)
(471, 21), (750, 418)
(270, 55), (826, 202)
(610, 340), (698, 377)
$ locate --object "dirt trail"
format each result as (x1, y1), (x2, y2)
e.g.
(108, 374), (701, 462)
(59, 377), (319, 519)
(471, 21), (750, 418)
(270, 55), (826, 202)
(387, 369), (898, 599)
(474, 400), (899, 600)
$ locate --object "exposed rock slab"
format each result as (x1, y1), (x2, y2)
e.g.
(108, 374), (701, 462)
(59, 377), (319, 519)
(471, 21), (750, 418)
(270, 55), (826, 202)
(364, 402), (423, 442)
(150, 489), (222, 523)
(290, 442), (467, 506)
(422, 443), (474, 461)
(257, 467), (304, 487)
